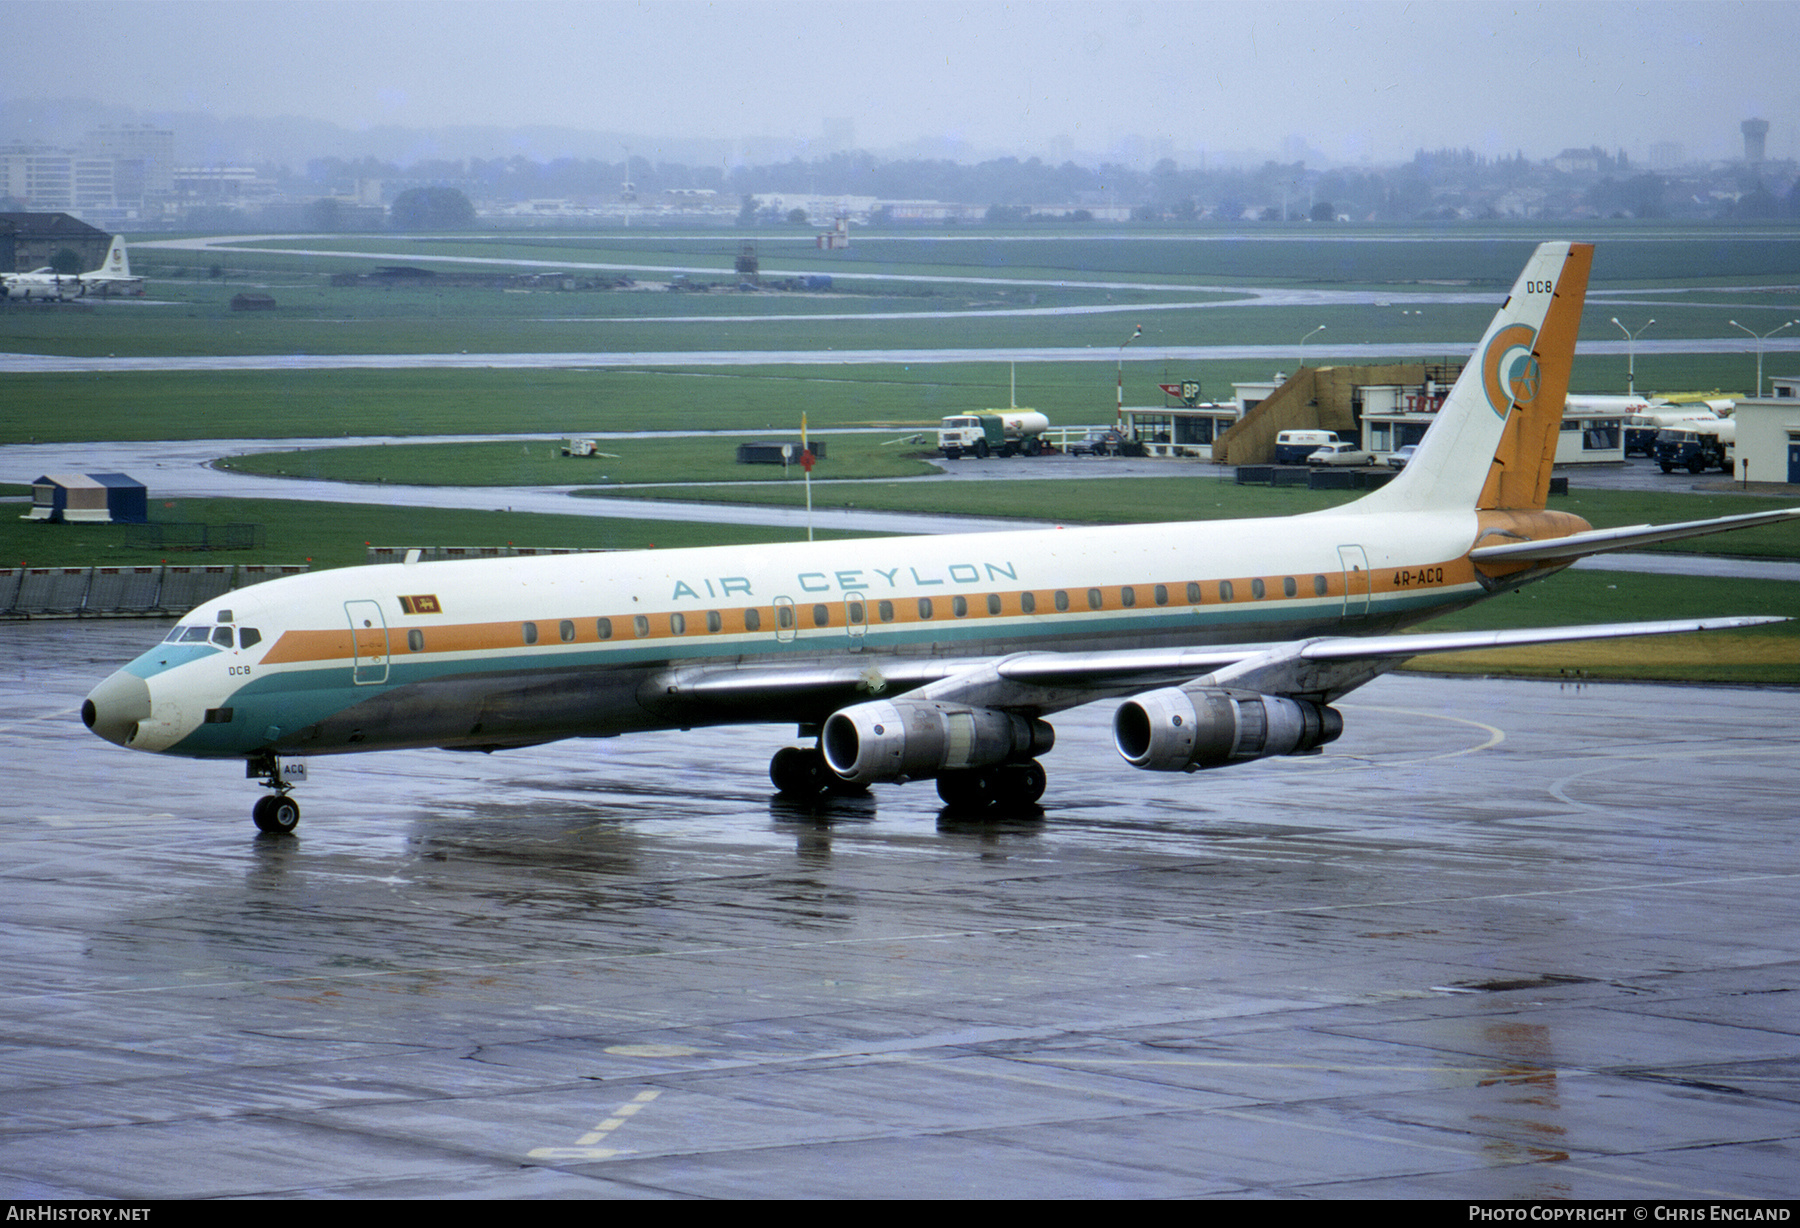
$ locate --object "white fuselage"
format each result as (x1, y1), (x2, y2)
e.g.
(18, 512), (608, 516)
(87, 504), (1507, 762)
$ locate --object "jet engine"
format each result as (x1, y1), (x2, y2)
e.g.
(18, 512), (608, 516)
(822, 698), (1054, 785)
(1113, 686), (1342, 772)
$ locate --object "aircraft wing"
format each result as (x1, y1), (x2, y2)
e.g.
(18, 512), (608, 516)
(645, 616), (1785, 719)
(1471, 508), (1800, 564)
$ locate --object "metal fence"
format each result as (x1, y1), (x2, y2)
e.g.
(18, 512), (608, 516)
(0, 563), (309, 619)
(124, 522), (266, 552)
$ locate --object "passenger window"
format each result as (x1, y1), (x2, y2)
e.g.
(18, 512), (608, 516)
(1313, 575), (1328, 597)
(597, 617), (613, 639)
(1087, 588), (1103, 610)
(952, 596), (968, 618)
(671, 613), (686, 635)
(745, 608), (762, 632)
(633, 615), (649, 638)
(1121, 586), (1136, 608)
(848, 599), (865, 625)
(407, 629), (424, 652)
(239, 628), (261, 649)
(1021, 592), (1037, 613)
(878, 600), (895, 623)
(812, 604), (829, 627)
(1054, 590), (1069, 612)
(918, 597), (934, 619)
(777, 605), (794, 630)
(707, 610), (722, 633)
(1187, 582), (1202, 604)
(1251, 579), (1266, 600)
(560, 619), (576, 642)
(1154, 585), (1168, 606)
(1219, 581), (1235, 602)
(986, 593), (1001, 616)
(1283, 577), (1297, 598)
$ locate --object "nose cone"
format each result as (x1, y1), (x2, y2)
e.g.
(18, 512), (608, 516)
(82, 671), (152, 748)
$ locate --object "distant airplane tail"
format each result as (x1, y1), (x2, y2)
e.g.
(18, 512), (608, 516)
(82, 236), (132, 283)
(1354, 241), (1592, 515)
(98, 235), (130, 279)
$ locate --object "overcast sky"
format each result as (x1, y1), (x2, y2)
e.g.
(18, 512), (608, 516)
(8, 1), (1797, 165)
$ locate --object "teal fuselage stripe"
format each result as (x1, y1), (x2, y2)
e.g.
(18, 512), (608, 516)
(165, 584), (1484, 758)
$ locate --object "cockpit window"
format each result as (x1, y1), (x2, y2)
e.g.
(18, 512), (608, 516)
(212, 627), (234, 648)
(179, 626), (212, 643)
(239, 628), (261, 649)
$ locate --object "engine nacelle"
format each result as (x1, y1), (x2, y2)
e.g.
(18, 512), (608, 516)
(821, 699), (1054, 785)
(1113, 686), (1342, 772)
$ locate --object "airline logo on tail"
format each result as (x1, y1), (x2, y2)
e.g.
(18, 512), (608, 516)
(1483, 322), (1540, 417)
(1481, 323), (1541, 419)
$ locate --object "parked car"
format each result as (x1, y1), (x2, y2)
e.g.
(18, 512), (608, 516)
(1306, 442), (1375, 466)
(1387, 444), (1418, 470)
(1066, 429), (1126, 457)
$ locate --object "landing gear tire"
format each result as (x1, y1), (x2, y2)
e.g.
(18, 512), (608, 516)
(771, 745), (832, 798)
(937, 760), (1046, 813)
(253, 793), (300, 835)
(1003, 760), (1047, 805)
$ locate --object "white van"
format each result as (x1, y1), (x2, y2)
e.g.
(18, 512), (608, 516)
(1274, 429), (1339, 464)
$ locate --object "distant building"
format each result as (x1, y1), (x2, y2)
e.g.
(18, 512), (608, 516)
(26, 474), (148, 524)
(0, 212), (111, 274)
(83, 125), (175, 200)
(1742, 118), (1770, 164)
(1733, 376), (1800, 484)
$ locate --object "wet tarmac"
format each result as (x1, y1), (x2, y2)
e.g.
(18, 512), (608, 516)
(2, 619), (1797, 1197)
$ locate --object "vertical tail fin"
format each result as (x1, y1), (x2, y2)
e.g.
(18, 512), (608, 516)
(103, 236), (129, 279)
(1354, 242), (1592, 514)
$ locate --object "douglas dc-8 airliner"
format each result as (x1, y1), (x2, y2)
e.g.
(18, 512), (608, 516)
(82, 243), (1795, 832)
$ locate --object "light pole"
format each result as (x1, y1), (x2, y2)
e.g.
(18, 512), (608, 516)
(1116, 324), (1141, 430)
(1728, 319), (1798, 397)
(1611, 317), (1653, 396)
(1298, 324), (1326, 368)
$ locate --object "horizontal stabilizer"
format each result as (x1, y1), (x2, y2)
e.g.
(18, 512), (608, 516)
(1471, 508), (1800, 564)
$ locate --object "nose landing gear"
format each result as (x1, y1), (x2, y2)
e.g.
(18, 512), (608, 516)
(247, 752), (302, 834)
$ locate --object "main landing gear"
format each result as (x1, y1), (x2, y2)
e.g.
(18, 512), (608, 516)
(247, 752), (301, 835)
(768, 744), (1048, 814)
(935, 760), (1046, 812)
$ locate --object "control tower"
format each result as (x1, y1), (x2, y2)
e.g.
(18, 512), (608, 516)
(1742, 118), (1769, 163)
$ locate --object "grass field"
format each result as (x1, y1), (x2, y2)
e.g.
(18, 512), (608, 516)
(176, 222), (1800, 285)
(574, 472), (1800, 554)
(0, 495), (863, 573)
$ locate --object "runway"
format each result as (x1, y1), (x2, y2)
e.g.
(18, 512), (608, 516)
(2, 619), (1796, 1197)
